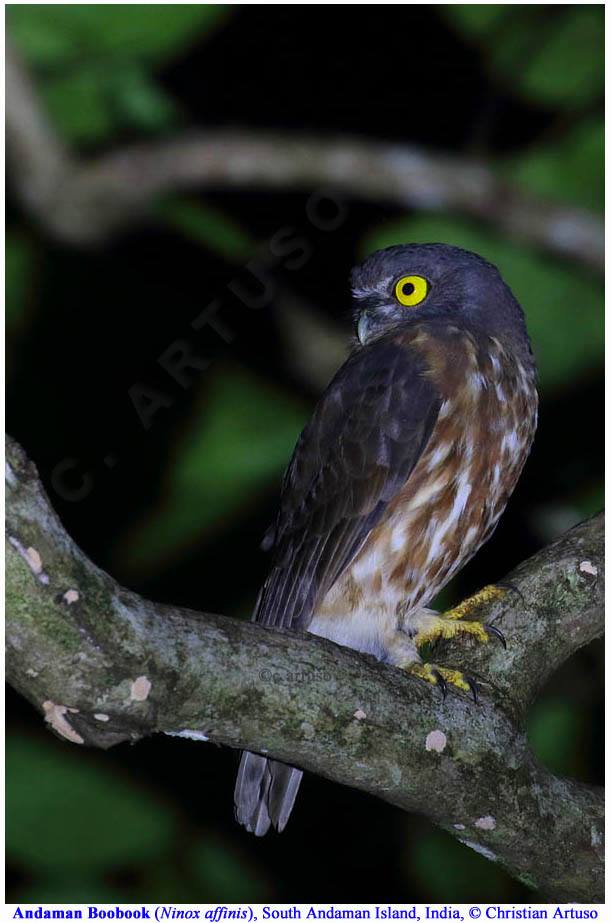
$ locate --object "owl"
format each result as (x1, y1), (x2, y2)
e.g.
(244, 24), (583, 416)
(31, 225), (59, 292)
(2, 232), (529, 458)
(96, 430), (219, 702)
(235, 243), (538, 835)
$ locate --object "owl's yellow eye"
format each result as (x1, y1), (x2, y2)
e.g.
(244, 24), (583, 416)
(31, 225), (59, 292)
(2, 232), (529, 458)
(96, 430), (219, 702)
(394, 275), (429, 307)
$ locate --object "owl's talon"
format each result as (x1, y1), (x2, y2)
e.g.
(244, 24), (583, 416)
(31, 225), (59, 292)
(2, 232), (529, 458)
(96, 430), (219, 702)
(404, 662), (479, 701)
(485, 624), (506, 648)
(466, 675), (480, 704)
(432, 668), (448, 700)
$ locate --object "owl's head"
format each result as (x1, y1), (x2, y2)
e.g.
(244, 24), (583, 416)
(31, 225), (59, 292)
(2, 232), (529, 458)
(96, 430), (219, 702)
(350, 243), (528, 348)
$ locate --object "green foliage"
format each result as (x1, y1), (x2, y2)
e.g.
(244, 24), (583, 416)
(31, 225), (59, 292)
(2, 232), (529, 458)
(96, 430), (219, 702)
(410, 827), (515, 901)
(527, 698), (584, 777)
(9, 5), (229, 66)
(8, 5), (230, 142)
(443, 5), (603, 109)
(6, 232), (36, 332)
(362, 216), (603, 392)
(41, 62), (179, 142)
(42, 65), (119, 143)
(160, 199), (255, 261)
(504, 117), (603, 213)
(15, 878), (131, 904)
(118, 365), (307, 575)
(519, 7), (603, 109)
(7, 733), (271, 902)
(7, 734), (178, 871)
(189, 840), (270, 900)
(442, 5), (507, 37)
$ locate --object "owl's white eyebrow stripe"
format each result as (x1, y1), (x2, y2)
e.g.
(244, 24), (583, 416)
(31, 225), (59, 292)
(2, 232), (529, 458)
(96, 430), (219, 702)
(352, 276), (396, 299)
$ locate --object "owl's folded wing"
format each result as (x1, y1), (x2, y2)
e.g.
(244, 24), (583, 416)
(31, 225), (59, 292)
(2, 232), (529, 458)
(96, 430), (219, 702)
(255, 333), (441, 630)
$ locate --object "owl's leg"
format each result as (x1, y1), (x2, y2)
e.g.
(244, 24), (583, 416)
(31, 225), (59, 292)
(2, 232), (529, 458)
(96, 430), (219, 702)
(409, 586), (508, 650)
(383, 627), (480, 702)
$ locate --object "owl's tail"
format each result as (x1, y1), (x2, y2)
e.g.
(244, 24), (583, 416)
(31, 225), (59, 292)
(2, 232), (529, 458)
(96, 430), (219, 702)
(234, 751), (303, 836)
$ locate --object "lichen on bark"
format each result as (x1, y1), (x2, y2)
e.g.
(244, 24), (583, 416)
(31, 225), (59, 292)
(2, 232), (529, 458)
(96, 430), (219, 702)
(5, 435), (604, 901)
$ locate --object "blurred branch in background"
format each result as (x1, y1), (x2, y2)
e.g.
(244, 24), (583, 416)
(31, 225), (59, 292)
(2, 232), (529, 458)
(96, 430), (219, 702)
(6, 436), (604, 901)
(6, 41), (603, 274)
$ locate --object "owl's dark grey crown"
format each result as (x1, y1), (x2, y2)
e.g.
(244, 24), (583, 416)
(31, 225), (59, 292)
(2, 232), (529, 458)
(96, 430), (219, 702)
(351, 243), (505, 297)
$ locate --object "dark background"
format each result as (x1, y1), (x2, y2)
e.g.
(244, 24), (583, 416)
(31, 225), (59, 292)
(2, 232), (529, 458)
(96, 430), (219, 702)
(6, 4), (603, 904)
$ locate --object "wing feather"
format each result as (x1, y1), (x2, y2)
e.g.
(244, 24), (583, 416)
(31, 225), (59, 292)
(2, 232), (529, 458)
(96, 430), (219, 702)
(255, 333), (440, 630)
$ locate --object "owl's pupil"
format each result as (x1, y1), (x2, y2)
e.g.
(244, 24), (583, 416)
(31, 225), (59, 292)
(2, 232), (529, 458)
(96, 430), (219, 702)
(402, 282), (415, 297)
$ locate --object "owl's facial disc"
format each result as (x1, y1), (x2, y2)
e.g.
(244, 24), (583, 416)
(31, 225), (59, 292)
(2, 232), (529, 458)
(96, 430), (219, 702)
(351, 243), (530, 349)
(356, 295), (405, 344)
(355, 272), (431, 344)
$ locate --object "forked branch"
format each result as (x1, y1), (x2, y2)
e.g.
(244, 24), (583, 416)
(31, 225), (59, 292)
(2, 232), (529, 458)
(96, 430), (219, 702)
(5, 435), (604, 901)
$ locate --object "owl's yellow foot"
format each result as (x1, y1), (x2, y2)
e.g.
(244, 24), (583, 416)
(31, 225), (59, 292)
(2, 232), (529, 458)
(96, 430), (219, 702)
(414, 585), (507, 650)
(403, 661), (480, 703)
(414, 615), (489, 647)
(443, 584), (507, 622)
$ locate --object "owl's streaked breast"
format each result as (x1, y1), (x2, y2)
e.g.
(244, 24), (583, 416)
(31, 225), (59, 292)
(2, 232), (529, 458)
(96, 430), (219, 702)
(317, 327), (538, 625)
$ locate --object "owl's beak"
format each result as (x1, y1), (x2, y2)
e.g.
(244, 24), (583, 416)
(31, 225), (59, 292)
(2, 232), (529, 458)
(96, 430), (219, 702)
(357, 313), (372, 345)
(357, 300), (386, 344)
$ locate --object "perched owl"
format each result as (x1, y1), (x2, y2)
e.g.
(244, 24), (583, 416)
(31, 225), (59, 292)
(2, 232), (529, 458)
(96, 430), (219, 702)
(235, 243), (538, 835)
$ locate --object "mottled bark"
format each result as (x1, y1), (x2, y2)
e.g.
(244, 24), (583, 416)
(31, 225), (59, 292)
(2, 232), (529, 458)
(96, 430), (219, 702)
(5, 435), (604, 901)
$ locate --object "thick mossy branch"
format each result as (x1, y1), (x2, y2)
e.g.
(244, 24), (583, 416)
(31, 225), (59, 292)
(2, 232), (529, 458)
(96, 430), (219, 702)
(5, 435), (604, 901)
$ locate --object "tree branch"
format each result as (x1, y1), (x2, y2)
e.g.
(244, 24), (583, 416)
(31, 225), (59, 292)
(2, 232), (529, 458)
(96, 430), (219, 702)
(5, 435), (604, 901)
(6, 42), (604, 274)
